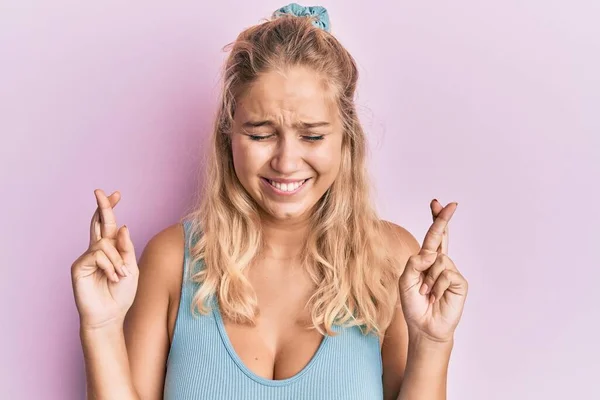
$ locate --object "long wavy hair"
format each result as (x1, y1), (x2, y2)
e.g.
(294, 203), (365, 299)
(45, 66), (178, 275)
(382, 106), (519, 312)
(182, 13), (400, 337)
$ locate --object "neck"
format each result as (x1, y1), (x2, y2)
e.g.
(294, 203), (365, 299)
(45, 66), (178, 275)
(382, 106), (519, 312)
(259, 215), (310, 261)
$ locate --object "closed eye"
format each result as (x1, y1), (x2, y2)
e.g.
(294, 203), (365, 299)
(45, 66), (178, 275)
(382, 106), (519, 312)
(303, 135), (324, 141)
(248, 134), (274, 141)
(247, 134), (324, 142)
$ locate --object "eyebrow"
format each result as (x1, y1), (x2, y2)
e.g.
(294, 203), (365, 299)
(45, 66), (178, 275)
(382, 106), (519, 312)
(242, 120), (331, 129)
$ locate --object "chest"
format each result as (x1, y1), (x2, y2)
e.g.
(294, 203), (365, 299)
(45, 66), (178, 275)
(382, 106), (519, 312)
(224, 261), (322, 380)
(165, 261), (384, 399)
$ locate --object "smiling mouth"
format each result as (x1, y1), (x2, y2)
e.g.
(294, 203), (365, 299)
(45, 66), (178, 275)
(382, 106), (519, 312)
(262, 178), (310, 193)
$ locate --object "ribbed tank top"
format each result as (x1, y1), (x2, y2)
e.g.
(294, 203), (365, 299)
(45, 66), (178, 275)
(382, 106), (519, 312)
(163, 220), (384, 399)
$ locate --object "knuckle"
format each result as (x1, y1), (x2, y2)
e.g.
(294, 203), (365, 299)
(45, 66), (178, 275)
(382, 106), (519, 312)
(93, 249), (105, 262)
(433, 256), (445, 268)
(427, 228), (442, 237)
(440, 269), (453, 281)
(435, 254), (447, 266)
(98, 237), (117, 251)
(429, 262), (444, 276)
(93, 239), (106, 251)
(425, 263), (445, 282)
(70, 258), (81, 271)
(440, 254), (455, 268)
(407, 255), (419, 265)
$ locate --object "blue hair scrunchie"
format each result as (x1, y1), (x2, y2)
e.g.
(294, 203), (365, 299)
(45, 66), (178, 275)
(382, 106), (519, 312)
(272, 3), (331, 32)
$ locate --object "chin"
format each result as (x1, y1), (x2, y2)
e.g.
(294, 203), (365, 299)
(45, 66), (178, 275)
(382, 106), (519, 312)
(261, 201), (313, 222)
(268, 206), (308, 221)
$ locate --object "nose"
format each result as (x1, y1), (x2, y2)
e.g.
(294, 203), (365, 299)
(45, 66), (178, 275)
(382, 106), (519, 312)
(270, 136), (302, 175)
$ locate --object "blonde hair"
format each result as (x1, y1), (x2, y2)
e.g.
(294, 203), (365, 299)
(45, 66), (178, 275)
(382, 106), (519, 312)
(182, 13), (400, 337)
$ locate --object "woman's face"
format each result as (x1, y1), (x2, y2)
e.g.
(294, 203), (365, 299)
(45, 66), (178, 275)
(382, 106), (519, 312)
(231, 66), (344, 223)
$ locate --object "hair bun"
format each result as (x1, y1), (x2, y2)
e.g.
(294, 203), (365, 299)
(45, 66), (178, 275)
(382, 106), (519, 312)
(271, 3), (331, 32)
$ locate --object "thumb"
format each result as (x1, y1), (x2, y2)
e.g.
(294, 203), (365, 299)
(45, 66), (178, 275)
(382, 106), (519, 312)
(402, 252), (437, 281)
(117, 225), (137, 271)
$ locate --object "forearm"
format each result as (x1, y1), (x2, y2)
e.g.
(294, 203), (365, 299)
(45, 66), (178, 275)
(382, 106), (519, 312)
(80, 322), (140, 400)
(397, 334), (453, 400)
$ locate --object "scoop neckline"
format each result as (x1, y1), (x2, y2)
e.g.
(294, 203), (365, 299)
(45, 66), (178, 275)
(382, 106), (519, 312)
(212, 300), (331, 387)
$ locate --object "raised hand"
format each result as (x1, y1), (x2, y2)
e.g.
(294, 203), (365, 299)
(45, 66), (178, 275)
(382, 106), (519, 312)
(71, 189), (140, 330)
(399, 199), (468, 343)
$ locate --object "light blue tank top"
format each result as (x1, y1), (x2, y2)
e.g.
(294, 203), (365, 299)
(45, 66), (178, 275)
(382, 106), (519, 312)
(163, 220), (384, 399)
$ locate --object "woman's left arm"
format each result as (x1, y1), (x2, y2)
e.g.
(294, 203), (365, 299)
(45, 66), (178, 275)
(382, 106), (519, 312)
(381, 200), (468, 400)
(382, 280), (454, 400)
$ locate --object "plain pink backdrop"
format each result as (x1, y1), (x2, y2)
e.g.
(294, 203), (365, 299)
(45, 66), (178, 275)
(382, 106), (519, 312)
(2, 1), (598, 398)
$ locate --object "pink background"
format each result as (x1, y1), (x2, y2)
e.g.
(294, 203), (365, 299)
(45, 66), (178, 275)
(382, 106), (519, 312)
(2, 1), (598, 398)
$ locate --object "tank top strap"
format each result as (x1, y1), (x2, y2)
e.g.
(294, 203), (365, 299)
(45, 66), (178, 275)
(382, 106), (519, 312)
(181, 219), (204, 295)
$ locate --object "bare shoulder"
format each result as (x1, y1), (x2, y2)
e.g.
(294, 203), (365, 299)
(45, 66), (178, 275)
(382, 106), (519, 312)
(137, 222), (185, 288)
(138, 222), (187, 309)
(379, 220), (421, 269)
(142, 222), (185, 257)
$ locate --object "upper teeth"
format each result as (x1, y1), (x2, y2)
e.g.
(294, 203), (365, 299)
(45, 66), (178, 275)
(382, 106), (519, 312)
(268, 179), (306, 192)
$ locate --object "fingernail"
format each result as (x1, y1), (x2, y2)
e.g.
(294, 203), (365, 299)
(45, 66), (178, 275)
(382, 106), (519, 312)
(121, 265), (129, 277)
(429, 294), (435, 304)
(112, 272), (120, 282)
(420, 283), (428, 295)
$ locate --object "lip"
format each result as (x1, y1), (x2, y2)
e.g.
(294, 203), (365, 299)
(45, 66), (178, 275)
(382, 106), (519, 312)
(262, 177), (309, 184)
(261, 177), (310, 196)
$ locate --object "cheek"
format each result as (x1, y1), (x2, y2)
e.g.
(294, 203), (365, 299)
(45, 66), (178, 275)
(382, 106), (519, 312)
(231, 139), (269, 179)
(231, 140), (252, 182)
(310, 140), (342, 177)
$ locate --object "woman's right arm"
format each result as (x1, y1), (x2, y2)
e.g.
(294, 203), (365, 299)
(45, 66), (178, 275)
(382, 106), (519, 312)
(81, 322), (140, 399)
(123, 223), (184, 399)
(72, 190), (182, 400)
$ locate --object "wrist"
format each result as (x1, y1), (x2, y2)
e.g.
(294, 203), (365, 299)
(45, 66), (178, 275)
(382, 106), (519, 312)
(408, 327), (454, 347)
(405, 332), (453, 373)
(400, 330), (453, 400)
(408, 329), (455, 351)
(80, 317), (125, 336)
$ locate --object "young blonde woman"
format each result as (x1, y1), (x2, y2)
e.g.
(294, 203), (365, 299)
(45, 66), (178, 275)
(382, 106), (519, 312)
(71, 4), (468, 399)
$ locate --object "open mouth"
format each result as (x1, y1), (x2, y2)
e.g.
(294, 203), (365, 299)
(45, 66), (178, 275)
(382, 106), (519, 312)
(261, 178), (310, 194)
